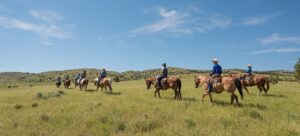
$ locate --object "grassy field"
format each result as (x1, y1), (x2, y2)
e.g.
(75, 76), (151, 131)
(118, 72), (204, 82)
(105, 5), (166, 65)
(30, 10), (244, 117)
(0, 75), (299, 136)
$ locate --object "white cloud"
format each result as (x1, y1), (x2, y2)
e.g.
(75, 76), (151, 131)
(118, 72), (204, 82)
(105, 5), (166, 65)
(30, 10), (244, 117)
(241, 12), (281, 26)
(29, 10), (64, 23)
(259, 33), (300, 45)
(0, 16), (72, 39)
(130, 7), (232, 36)
(253, 48), (300, 54)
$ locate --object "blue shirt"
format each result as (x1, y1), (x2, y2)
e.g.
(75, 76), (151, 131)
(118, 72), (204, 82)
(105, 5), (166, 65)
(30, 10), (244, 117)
(212, 64), (222, 75)
(246, 67), (252, 74)
(99, 71), (107, 77)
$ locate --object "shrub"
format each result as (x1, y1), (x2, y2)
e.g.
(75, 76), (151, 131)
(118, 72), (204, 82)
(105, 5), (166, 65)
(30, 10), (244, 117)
(14, 104), (23, 109)
(40, 114), (49, 121)
(32, 103), (38, 108)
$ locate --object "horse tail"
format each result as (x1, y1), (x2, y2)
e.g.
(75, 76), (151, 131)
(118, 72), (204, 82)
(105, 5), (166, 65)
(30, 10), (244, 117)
(177, 79), (182, 92)
(235, 78), (243, 100)
(265, 77), (270, 91)
(109, 78), (112, 86)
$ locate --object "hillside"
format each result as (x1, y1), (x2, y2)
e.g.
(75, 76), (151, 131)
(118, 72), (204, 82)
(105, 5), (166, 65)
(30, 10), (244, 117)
(0, 67), (295, 83)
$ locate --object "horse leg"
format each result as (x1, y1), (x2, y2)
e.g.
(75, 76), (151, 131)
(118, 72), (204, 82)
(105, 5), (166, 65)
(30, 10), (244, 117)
(154, 89), (157, 97)
(230, 93), (234, 105)
(158, 89), (161, 98)
(262, 84), (268, 95)
(232, 93), (239, 105)
(178, 88), (182, 100)
(202, 92), (208, 102)
(96, 86), (99, 92)
(109, 85), (113, 93)
(173, 89), (178, 99)
(244, 86), (250, 94)
(208, 93), (212, 103)
(257, 85), (262, 96)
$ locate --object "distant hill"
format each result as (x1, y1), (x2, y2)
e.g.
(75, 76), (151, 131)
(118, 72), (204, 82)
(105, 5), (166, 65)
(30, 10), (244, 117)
(0, 67), (295, 83)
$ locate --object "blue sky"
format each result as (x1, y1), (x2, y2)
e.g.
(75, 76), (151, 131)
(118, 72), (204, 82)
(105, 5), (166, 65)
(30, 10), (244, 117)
(0, 0), (299, 73)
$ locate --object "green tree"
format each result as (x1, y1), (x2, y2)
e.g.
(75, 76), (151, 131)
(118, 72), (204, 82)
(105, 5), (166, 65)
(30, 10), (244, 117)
(295, 58), (300, 80)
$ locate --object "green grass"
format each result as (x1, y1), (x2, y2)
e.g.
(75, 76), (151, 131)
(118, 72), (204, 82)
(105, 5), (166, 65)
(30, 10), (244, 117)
(0, 75), (299, 136)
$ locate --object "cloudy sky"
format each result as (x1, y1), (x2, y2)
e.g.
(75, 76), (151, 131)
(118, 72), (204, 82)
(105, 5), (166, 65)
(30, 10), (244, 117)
(0, 0), (299, 72)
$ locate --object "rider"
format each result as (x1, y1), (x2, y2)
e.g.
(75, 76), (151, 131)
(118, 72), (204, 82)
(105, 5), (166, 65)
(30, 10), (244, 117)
(98, 68), (107, 85)
(75, 73), (80, 83)
(246, 64), (252, 76)
(157, 63), (168, 88)
(65, 74), (70, 80)
(80, 70), (87, 83)
(208, 58), (222, 93)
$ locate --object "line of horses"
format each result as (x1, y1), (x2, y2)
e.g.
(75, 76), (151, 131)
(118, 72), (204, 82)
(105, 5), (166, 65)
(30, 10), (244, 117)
(56, 74), (270, 105)
(56, 77), (113, 93)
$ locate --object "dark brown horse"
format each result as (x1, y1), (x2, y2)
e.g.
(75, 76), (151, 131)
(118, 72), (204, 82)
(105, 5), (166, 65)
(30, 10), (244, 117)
(56, 81), (61, 88)
(241, 74), (270, 95)
(63, 79), (71, 89)
(194, 75), (243, 105)
(145, 77), (182, 100)
(94, 77), (113, 93)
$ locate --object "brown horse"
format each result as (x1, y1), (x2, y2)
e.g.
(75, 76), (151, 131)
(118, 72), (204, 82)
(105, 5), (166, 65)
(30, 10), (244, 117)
(94, 78), (113, 93)
(241, 74), (270, 95)
(79, 78), (89, 91)
(63, 79), (71, 88)
(194, 75), (243, 105)
(145, 77), (182, 100)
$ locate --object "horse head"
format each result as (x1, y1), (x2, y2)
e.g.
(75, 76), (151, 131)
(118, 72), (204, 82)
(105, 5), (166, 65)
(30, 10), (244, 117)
(145, 78), (155, 89)
(194, 76), (200, 88)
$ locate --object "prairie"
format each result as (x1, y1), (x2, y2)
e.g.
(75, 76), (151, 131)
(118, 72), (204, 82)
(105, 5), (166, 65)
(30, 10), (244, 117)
(0, 75), (299, 136)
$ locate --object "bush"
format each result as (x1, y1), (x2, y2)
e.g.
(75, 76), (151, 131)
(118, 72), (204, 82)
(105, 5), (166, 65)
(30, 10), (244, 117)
(14, 104), (23, 109)
(40, 114), (49, 121)
(32, 103), (38, 108)
(117, 122), (126, 131)
(36, 92), (44, 99)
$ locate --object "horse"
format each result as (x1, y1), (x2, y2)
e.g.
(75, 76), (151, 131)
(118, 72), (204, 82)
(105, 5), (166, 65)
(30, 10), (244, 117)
(78, 78), (89, 91)
(194, 75), (243, 105)
(145, 77), (182, 100)
(230, 74), (270, 95)
(241, 74), (270, 95)
(56, 81), (61, 88)
(63, 79), (71, 89)
(94, 77), (113, 93)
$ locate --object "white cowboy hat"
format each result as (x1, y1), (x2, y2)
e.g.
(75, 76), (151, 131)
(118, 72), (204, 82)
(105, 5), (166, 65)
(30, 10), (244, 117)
(247, 64), (252, 67)
(212, 58), (218, 62)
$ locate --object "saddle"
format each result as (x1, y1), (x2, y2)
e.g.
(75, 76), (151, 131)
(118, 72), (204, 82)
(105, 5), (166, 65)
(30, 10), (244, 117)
(160, 78), (168, 89)
(211, 77), (222, 90)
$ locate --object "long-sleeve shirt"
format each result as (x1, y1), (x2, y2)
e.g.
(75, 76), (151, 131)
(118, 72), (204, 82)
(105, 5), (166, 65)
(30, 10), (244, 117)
(81, 72), (86, 78)
(99, 71), (107, 78)
(246, 67), (252, 74)
(161, 67), (168, 76)
(212, 64), (222, 75)
(75, 74), (80, 79)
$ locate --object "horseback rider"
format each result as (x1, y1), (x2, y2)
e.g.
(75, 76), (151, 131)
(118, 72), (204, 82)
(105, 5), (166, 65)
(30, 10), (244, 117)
(98, 68), (107, 85)
(157, 63), (168, 88)
(75, 73), (80, 83)
(208, 58), (222, 93)
(246, 64), (252, 76)
(65, 74), (70, 80)
(80, 70), (87, 83)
